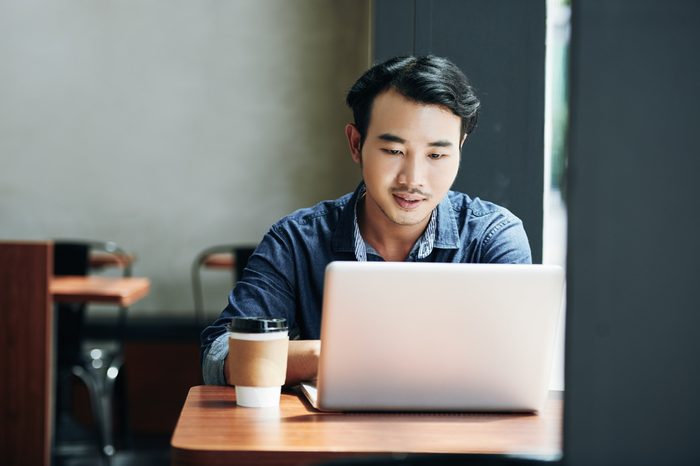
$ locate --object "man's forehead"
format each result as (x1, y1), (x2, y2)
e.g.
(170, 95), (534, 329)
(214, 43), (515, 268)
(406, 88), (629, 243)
(371, 88), (455, 115)
(367, 90), (462, 142)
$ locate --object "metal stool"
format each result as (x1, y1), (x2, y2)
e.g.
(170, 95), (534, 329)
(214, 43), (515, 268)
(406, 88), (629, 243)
(53, 240), (133, 465)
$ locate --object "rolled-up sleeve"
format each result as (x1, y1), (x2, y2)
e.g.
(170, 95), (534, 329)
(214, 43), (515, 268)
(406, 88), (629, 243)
(202, 332), (229, 385)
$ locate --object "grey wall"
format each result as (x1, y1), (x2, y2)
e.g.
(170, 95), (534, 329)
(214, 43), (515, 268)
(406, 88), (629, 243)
(565, 1), (700, 464)
(0, 0), (370, 319)
(373, 0), (546, 263)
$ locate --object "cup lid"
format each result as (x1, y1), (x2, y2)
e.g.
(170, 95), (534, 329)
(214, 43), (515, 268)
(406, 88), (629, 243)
(229, 316), (288, 333)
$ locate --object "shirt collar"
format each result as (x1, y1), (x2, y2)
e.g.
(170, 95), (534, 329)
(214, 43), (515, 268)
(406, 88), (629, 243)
(433, 191), (461, 250)
(332, 182), (460, 259)
(331, 183), (365, 254)
(352, 186), (369, 261)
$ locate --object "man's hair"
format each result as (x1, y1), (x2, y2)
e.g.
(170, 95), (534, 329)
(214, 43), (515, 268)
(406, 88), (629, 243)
(346, 55), (480, 145)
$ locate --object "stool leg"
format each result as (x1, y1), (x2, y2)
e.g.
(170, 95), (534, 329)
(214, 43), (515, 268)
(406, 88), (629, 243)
(83, 348), (115, 465)
(114, 305), (131, 448)
(72, 363), (109, 464)
(114, 362), (132, 448)
(102, 354), (123, 458)
(98, 384), (115, 461)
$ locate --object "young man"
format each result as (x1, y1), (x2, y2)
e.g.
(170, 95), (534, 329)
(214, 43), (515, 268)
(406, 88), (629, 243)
(201, 56), (531, 385)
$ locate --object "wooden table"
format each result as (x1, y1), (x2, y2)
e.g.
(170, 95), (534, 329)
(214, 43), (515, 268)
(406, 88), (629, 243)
(51, 275), (151, 307)
(171, 386), (562, 466)
(1, 242), (54, 466)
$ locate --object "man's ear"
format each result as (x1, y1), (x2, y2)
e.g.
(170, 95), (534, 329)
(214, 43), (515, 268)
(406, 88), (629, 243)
(345, 123), (363, 164)
(460, 133), (468, 149)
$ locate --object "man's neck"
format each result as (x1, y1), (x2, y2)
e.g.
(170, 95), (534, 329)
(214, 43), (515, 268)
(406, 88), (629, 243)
(358, 197), (431, 262)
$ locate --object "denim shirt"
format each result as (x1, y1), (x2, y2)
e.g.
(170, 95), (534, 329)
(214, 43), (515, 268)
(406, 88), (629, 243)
(201, 183), (531, 385)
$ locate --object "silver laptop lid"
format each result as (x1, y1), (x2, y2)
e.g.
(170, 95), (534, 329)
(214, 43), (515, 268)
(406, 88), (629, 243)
(315, 262), (564, 412)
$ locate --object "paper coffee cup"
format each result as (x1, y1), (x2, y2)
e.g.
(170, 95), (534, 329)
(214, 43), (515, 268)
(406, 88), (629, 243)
(227, 317), (288, 408)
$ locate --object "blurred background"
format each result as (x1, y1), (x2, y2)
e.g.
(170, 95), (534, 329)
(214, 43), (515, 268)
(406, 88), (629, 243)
(0, 0), (369, 321)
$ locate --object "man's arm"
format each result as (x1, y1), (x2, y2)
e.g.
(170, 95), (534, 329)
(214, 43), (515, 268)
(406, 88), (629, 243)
(481, 214), (532, 264)
(219, 339), (320, 386)
(201, 223), (302, 385)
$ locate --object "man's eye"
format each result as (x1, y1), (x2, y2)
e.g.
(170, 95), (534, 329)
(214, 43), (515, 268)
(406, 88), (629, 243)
(383, 149), (403, 156)
(428, 153), (446, 160)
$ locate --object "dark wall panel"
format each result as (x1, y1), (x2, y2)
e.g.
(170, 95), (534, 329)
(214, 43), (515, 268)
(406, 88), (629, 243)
(373, 0), (415, 58)
(565, 1), (700, 464)
(373, 0), (546, 262)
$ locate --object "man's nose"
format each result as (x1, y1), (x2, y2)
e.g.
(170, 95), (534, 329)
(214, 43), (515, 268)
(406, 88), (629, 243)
(397, 155), (425, 188)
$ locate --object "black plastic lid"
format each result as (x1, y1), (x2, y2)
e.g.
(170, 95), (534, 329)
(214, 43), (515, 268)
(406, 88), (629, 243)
(228, 317), (288, 333)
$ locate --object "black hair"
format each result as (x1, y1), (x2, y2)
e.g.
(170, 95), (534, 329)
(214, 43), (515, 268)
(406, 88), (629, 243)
(346, 55), (480, 145)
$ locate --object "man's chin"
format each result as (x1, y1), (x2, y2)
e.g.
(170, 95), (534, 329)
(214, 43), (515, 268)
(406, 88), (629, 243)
(387, 209), (431, 227)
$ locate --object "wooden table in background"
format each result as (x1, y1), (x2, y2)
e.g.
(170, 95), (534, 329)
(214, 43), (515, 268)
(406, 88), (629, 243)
(171, 386), (562, 466)
(201, 253), (235, 270)
(50, 276), (150, 306)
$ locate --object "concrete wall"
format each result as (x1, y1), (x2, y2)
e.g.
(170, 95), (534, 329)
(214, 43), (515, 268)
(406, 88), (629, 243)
(0, 0), (370, 319)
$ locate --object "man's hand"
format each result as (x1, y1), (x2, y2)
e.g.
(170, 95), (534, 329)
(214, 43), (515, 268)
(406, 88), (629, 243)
(224, 339), (320, 386)
(286, 340), (320, 385)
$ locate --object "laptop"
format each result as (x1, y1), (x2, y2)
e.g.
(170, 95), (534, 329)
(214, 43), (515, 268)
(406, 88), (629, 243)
(300, 261), (565, 412)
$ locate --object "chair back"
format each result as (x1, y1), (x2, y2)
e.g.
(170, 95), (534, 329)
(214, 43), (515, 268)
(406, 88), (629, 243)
(54, 242), (89, 276)
(192, 244), (257, 327)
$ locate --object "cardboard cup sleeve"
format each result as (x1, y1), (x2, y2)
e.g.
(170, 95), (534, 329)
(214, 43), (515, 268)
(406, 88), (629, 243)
(228, 337), (289, 387)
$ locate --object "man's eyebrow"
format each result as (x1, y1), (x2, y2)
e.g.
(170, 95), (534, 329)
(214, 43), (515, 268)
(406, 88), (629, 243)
(377, 133), (406, 144)
(429, 140), (453, 148)
(377, 133), (453, 148)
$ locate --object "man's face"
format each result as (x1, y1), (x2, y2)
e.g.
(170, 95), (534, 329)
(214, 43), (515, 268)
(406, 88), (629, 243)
(346, 89), (464, 229)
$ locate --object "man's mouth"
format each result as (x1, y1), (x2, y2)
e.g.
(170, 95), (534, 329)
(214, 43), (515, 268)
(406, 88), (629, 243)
(392, 193), (425, 210)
